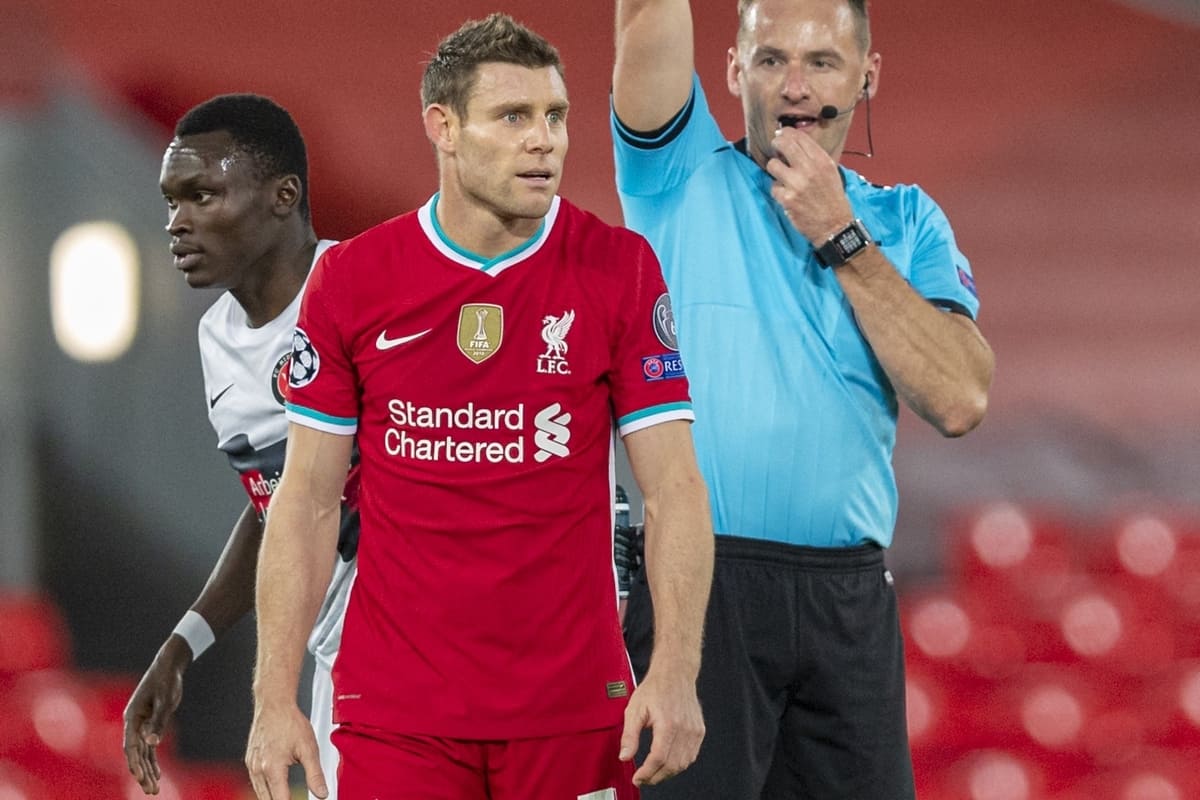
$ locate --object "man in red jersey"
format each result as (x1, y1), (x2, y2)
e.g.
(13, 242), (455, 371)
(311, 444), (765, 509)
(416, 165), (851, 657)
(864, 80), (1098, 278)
(244, 13), (714, 800)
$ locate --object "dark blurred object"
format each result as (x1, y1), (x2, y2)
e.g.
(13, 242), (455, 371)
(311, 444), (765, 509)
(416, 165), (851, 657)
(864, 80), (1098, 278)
(613, 484), (641, 597)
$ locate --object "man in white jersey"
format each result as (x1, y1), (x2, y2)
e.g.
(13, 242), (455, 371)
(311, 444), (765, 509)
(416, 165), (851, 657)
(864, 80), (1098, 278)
(121, 94), (357, 800)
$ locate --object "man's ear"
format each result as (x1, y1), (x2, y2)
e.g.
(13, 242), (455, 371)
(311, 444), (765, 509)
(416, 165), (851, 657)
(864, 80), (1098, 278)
(864, 52), (881, 100)
(273, 174), (303, 217)
(726, 47), (743, 99)
(423, 103), (457, 154)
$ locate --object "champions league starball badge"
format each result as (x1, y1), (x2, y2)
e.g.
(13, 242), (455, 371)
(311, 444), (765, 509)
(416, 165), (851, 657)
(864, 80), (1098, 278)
(652, 293), (678, 352)
(288, 328), (320, 389)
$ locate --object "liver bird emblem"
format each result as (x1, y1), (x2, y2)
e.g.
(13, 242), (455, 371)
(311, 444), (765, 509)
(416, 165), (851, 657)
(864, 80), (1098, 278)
(541, 310), (575, 359)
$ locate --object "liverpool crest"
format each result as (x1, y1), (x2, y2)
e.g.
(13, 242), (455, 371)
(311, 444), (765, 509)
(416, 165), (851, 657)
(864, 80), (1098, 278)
(537, 310), (574, 375)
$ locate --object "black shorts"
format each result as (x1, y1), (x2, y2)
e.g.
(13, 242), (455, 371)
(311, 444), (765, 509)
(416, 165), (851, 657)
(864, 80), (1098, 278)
(624, 535), (915, 800)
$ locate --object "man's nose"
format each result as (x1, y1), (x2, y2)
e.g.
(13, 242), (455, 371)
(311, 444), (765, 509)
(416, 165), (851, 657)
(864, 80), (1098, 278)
(165, 205), (190, 235)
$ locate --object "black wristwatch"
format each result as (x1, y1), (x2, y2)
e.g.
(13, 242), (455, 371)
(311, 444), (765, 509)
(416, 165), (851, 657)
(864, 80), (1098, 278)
(814, 219), (871, 268)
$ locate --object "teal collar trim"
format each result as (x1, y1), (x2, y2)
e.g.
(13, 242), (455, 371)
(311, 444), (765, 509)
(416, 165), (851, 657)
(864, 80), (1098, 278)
(428, 193), (547, 273)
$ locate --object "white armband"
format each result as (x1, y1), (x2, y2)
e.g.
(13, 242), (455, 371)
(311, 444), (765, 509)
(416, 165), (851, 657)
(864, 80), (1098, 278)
(172, 610), (216, 660)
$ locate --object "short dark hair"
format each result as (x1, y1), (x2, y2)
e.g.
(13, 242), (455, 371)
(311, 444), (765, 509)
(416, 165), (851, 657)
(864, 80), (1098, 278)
(174, 93), (310, 220)
(421, 13), (564, 119)
(737, 0), (871, 54)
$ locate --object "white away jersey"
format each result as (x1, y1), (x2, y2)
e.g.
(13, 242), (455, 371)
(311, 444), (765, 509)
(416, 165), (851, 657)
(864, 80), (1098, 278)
(197, 239), (356, 670)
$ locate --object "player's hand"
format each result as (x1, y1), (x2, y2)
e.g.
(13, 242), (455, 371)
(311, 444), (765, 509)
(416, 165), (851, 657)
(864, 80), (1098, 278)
(619, 661), (705, 786)
(245, 700), (327, 800)
(122, 637), (189, 795)
(765, 126), (855, 245)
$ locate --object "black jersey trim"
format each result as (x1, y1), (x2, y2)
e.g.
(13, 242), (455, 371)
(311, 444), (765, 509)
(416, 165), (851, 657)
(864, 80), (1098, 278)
(613, 89), (696, 150)
(930, 298), (975, 319)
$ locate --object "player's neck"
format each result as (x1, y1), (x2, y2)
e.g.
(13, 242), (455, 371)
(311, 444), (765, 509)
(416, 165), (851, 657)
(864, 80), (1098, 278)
(433, 187), (542, 259)
(230, 229), (319, 328)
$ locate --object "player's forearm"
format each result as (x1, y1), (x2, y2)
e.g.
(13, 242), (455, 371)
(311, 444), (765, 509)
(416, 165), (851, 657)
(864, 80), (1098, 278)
(836, 249), (994, 436)
(252, 487), (339, 707)
(613, 0), (694, 131)
(184, 502), (263, 640)
(642, 469), (713, 678)
(144, 633), (193, 681)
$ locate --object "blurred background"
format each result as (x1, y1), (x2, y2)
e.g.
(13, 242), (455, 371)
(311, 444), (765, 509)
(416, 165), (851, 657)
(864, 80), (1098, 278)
(1, 0), (1198, 798)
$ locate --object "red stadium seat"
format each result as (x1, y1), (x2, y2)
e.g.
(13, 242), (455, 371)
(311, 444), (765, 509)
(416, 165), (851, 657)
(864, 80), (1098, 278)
(1086, 512), (1180, 579)
(1160, 529), (1200, 651)
(1016, 674), (1089, 752)
(1089, 511), (1200, 634)
(0, 593), (70, 675)
(910, 504), (1200, 797)
(902, 587), (1032, 682)
(903, 589), (974, 666)
(0, 669), (175, 799)
(1050, 585), (1178, 676)
(0, 670), (98, 767)
(951, 667), (1130, 788)
(1059, 751), (1200, 800)
(934, 749), (1046, 800)
(1139, 659), (1200, 751)
(3, 750), (130, 800)
(943, 502), (1080, 614)
(0, 669), (156, 771)
(177, 763), (252, 800)
(0, 759), (52, 800)
(1081, 513), (1185, 622)
(906, 665), (998, 762)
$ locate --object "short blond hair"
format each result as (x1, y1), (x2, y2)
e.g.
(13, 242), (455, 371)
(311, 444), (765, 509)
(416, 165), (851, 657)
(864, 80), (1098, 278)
(422, 13), (564, 119)
(736, 0), (871, 54)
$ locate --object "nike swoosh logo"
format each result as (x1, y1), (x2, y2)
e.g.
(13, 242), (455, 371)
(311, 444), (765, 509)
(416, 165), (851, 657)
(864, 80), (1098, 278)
(376, 328), (432, 350)
(209, 383), (235, 408)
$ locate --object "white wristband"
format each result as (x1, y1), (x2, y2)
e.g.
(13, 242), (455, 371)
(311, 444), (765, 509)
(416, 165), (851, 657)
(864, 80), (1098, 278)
(172, 610), (216, 660)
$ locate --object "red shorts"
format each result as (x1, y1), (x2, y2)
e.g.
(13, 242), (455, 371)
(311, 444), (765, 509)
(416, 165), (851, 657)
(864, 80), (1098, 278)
(333, 722), (638, 800)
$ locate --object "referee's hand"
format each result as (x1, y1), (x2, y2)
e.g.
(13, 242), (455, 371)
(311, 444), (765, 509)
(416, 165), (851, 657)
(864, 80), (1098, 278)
(619, 662), (705, 786)
(245, 700), (327, 800)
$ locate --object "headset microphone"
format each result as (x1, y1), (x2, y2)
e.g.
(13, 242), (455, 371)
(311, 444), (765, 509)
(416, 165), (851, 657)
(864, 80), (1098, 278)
(820, 78), (868, 119)
(817, 76), (875, 157)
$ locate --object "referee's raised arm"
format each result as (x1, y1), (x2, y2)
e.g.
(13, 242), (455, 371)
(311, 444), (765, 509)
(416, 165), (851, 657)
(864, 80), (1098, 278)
(613, 0), (695, 132)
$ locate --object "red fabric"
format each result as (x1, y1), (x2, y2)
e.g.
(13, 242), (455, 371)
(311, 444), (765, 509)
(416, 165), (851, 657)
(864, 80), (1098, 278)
(291, 198), (689, 739)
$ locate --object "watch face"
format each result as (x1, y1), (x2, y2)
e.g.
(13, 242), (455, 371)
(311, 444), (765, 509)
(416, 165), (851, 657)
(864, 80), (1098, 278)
(834, 225), (867, 255)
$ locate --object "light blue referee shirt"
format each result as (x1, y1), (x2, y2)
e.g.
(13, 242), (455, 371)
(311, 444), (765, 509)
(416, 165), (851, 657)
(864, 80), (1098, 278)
(612, 75), (980, 548)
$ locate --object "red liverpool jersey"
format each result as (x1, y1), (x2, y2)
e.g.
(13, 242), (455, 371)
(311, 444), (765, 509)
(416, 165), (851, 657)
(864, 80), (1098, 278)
(286, 195), (693, 739)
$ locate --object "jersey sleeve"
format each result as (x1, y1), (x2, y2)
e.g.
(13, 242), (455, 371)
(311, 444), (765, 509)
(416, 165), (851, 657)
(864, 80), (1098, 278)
(908, 189), (981, 319)
(611, 73), (728, 198)
(196, 315), (218, 420)
(609, 234), (694, 438)
(284, 247), (359, 435)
